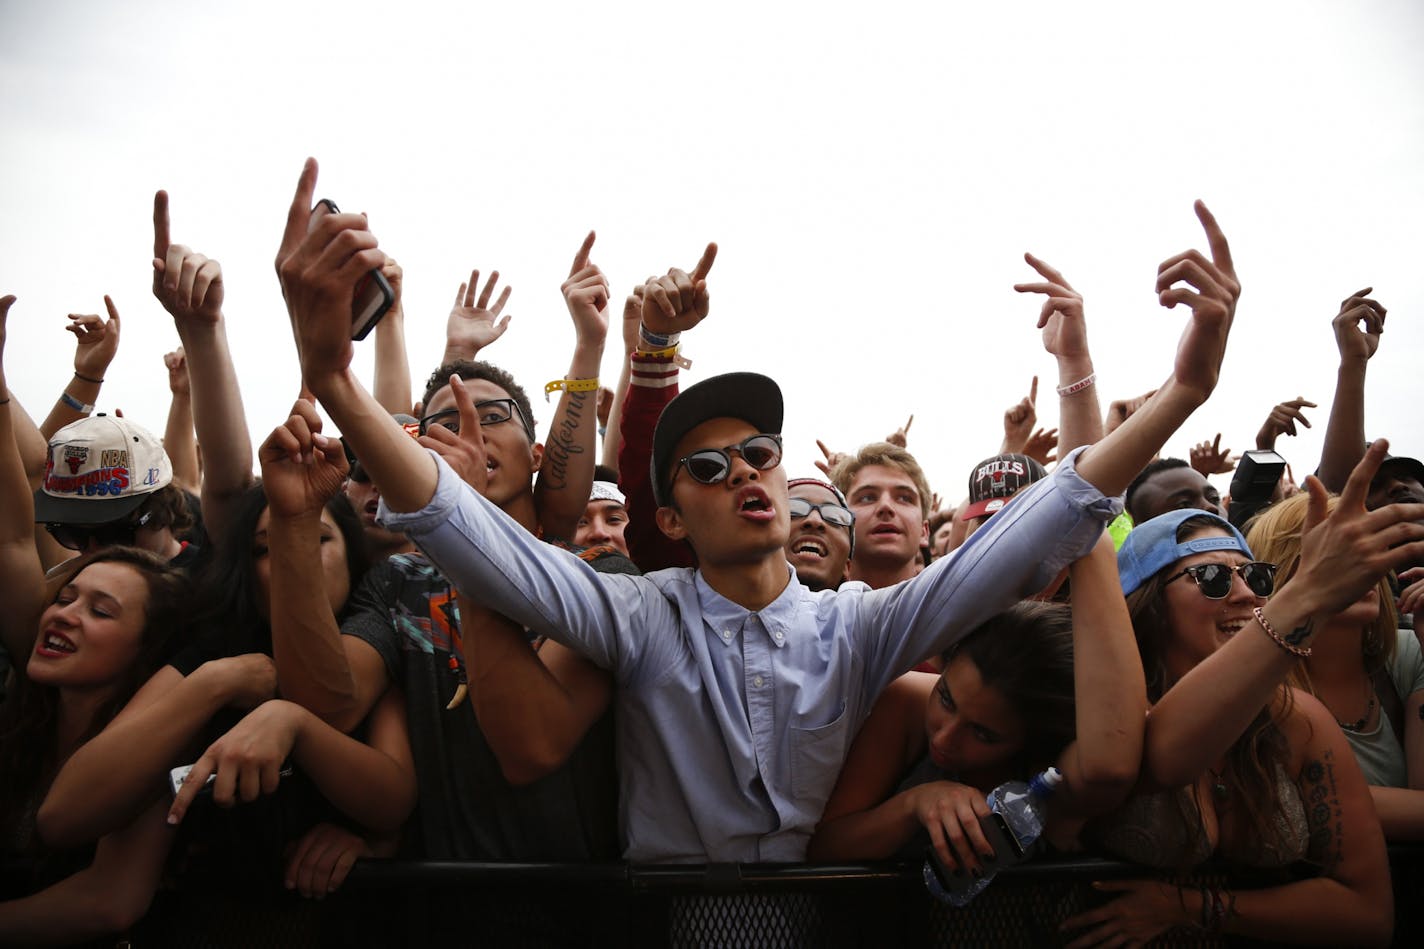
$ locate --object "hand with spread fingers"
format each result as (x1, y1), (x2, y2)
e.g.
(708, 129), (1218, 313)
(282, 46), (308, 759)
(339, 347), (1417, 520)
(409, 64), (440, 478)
(258, 399), (350, 520)
(1157, 201), (1241, 401)
(152, 191), (224, 326)
(1021, 427), (1059, 466)
(1256, 396), (1316, 450)
(638, 243), (717, 337)
(445, 267), (512, 360)
(1060, 879), (1186, 948)
(284, 822), (373, 899)
(67, 296), (122, 381)
(1015, 254), (1089, 362)
(1189, 433), (1237, 476)
(1332, 287), (1386, 363)
(274, 159), (386, 385)
(814, 439), (848, 479)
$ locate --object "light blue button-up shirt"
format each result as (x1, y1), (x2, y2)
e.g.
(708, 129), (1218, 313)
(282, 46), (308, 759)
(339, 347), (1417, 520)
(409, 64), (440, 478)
(380, 446), (1120, 862)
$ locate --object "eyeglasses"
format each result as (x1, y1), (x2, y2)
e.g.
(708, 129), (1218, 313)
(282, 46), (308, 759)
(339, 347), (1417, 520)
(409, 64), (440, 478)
(1166, 561), (1277, 599)
(419, 399), (531, 439)
(788, 496), (854, 528)
(47, 511), (152, 552)
(673, 434), (783, 488)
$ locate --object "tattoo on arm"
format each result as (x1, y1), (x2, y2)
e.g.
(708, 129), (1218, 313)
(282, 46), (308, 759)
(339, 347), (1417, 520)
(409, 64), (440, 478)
(542, 390), (588, 492)
(1300, 748), (1343, 873)
(1284, 619), (1314, 647)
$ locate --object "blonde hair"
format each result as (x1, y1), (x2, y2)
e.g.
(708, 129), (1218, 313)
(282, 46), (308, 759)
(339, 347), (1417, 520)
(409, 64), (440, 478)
(1245, 493), (1398, 691)
(829, 442), (933, 521)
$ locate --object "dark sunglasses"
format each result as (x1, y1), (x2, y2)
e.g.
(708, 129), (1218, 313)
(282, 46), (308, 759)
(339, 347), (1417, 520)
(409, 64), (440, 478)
(1166, 561), (1276, 599)
(47, 511), (152, 552)
(788, 496), (854, 528)
(673, 434), (783, 488)
(419, 399), (531, 438)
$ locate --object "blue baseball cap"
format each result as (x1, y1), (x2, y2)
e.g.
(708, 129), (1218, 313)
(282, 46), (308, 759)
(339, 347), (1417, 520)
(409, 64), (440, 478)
(1117, 508), (1254, 596)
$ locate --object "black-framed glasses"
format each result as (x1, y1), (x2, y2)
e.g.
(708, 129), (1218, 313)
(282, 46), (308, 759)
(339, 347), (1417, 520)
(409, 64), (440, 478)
(673, 434), (783, 488)
(419, 399), (531, 439)
(46, 511), (152, 552)
(1166, 561), (1276, 599)
(788, 496), (854, 528)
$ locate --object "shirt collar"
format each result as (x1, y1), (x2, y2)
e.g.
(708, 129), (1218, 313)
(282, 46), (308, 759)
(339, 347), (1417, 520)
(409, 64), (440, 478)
(694, 564), (800, 648)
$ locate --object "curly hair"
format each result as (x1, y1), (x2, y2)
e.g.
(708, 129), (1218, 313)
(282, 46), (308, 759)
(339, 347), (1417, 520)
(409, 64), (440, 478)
(421, 359), (537, 443)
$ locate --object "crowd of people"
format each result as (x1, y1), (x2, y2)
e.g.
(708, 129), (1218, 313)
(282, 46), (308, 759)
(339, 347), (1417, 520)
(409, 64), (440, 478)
(0, 158), (1421, 947)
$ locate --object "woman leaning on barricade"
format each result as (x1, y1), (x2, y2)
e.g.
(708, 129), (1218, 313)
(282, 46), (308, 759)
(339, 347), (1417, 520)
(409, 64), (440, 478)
(1060, 441), (1421, 948)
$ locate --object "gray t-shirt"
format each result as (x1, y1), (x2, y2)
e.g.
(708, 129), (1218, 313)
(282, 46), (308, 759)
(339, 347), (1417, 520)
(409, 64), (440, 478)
(1346, 628), (1424, 788)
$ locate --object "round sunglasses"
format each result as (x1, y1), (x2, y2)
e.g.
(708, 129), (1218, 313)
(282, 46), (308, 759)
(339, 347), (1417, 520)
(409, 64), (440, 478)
(1165, 561), (1277, 599)
(673, 434), (783, 488)
(788, 496), (854, 528)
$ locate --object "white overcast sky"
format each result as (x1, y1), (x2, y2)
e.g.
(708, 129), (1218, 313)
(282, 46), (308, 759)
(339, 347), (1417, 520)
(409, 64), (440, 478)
(2, 0), (1420, 502)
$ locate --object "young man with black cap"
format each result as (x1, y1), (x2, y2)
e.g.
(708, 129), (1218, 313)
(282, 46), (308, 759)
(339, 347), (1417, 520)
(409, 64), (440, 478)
(278, 169), (1242, 861)
(961, 451), (1048, 537)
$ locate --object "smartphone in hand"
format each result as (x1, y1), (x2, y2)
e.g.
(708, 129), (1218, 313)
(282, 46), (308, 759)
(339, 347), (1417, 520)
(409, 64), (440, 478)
(310, 198), (394, 341)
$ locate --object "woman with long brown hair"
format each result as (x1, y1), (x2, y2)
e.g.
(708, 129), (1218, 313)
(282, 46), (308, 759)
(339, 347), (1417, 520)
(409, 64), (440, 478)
(1064, 444), (1419, 947)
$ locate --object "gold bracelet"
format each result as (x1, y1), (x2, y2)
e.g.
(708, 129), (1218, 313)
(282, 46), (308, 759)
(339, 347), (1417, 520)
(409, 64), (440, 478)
(543, 376), (600, 402)
(1252, 606), (1311, 658)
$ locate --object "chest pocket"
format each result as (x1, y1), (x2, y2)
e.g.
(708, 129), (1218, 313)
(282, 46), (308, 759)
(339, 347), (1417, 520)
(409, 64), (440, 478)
(789, 703), (849, 803)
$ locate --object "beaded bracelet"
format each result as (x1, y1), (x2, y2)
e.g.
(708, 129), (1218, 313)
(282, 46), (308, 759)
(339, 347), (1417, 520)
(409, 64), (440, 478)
(1252, 606), (1311, 658)
(543, 377), (600, 402)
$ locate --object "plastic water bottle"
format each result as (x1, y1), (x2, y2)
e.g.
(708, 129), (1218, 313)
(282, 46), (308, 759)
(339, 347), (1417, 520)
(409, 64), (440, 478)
(922, 766), (1063, 906)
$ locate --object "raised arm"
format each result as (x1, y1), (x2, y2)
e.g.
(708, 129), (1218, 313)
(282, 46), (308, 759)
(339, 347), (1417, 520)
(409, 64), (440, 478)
(260, 399), (373, 726)
(1142, 442), (1424, 789)
(999, 376), (1038, 455)
(0, 294), (47, 661)
(1015, 254), (1104, 456)
(161, 348), (200, 492)
(441, 268), (511, 365)
(599, 292), (642, 473)
(152, 190), (253, 542)
(1255, 396), (1316, 451)
(533, 231), (609, 541)
(617, 245), (717, 571)
(39, 296), (120, 440)
(1073, 201), (1240, 497)
(1052, 535), (1144, 813)
(1317, 288), (1385, 492)
(371, 257), (413, 415)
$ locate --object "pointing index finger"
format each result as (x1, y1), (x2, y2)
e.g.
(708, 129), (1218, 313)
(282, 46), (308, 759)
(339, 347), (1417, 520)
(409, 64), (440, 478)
(692, 243), (718, 283)
(153, 190), (171, 259)
(280, 158), (319, 261)
(569, 231), (596, 278)
(1194, 199), (1234, 276)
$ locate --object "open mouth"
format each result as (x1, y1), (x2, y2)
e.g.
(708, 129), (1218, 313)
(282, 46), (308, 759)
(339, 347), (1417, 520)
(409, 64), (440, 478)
(737, 487), (775, 522)
(37, 630), (76, 657)
(869, 524), (902, 537)
(791, 536), (829, 559)
(1217, 617), (1249, 639)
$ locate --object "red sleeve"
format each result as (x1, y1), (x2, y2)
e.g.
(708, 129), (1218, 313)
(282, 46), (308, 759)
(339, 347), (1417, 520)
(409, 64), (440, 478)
(618, 353), (695, 572)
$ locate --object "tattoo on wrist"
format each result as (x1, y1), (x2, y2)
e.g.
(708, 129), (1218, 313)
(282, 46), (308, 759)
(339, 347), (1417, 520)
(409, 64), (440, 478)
(1284, 618), (1314, 647)
(542, 389), (588, 492)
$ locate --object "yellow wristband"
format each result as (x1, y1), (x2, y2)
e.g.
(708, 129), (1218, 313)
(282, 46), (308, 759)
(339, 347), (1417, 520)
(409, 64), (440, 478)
(633, 344), (693, 370)
(544, 377), (600, 402)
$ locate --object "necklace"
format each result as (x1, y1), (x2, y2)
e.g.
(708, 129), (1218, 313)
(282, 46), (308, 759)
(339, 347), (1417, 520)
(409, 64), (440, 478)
(1336, 681), (1376, 732)
(1206, 766), (1228, 800)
